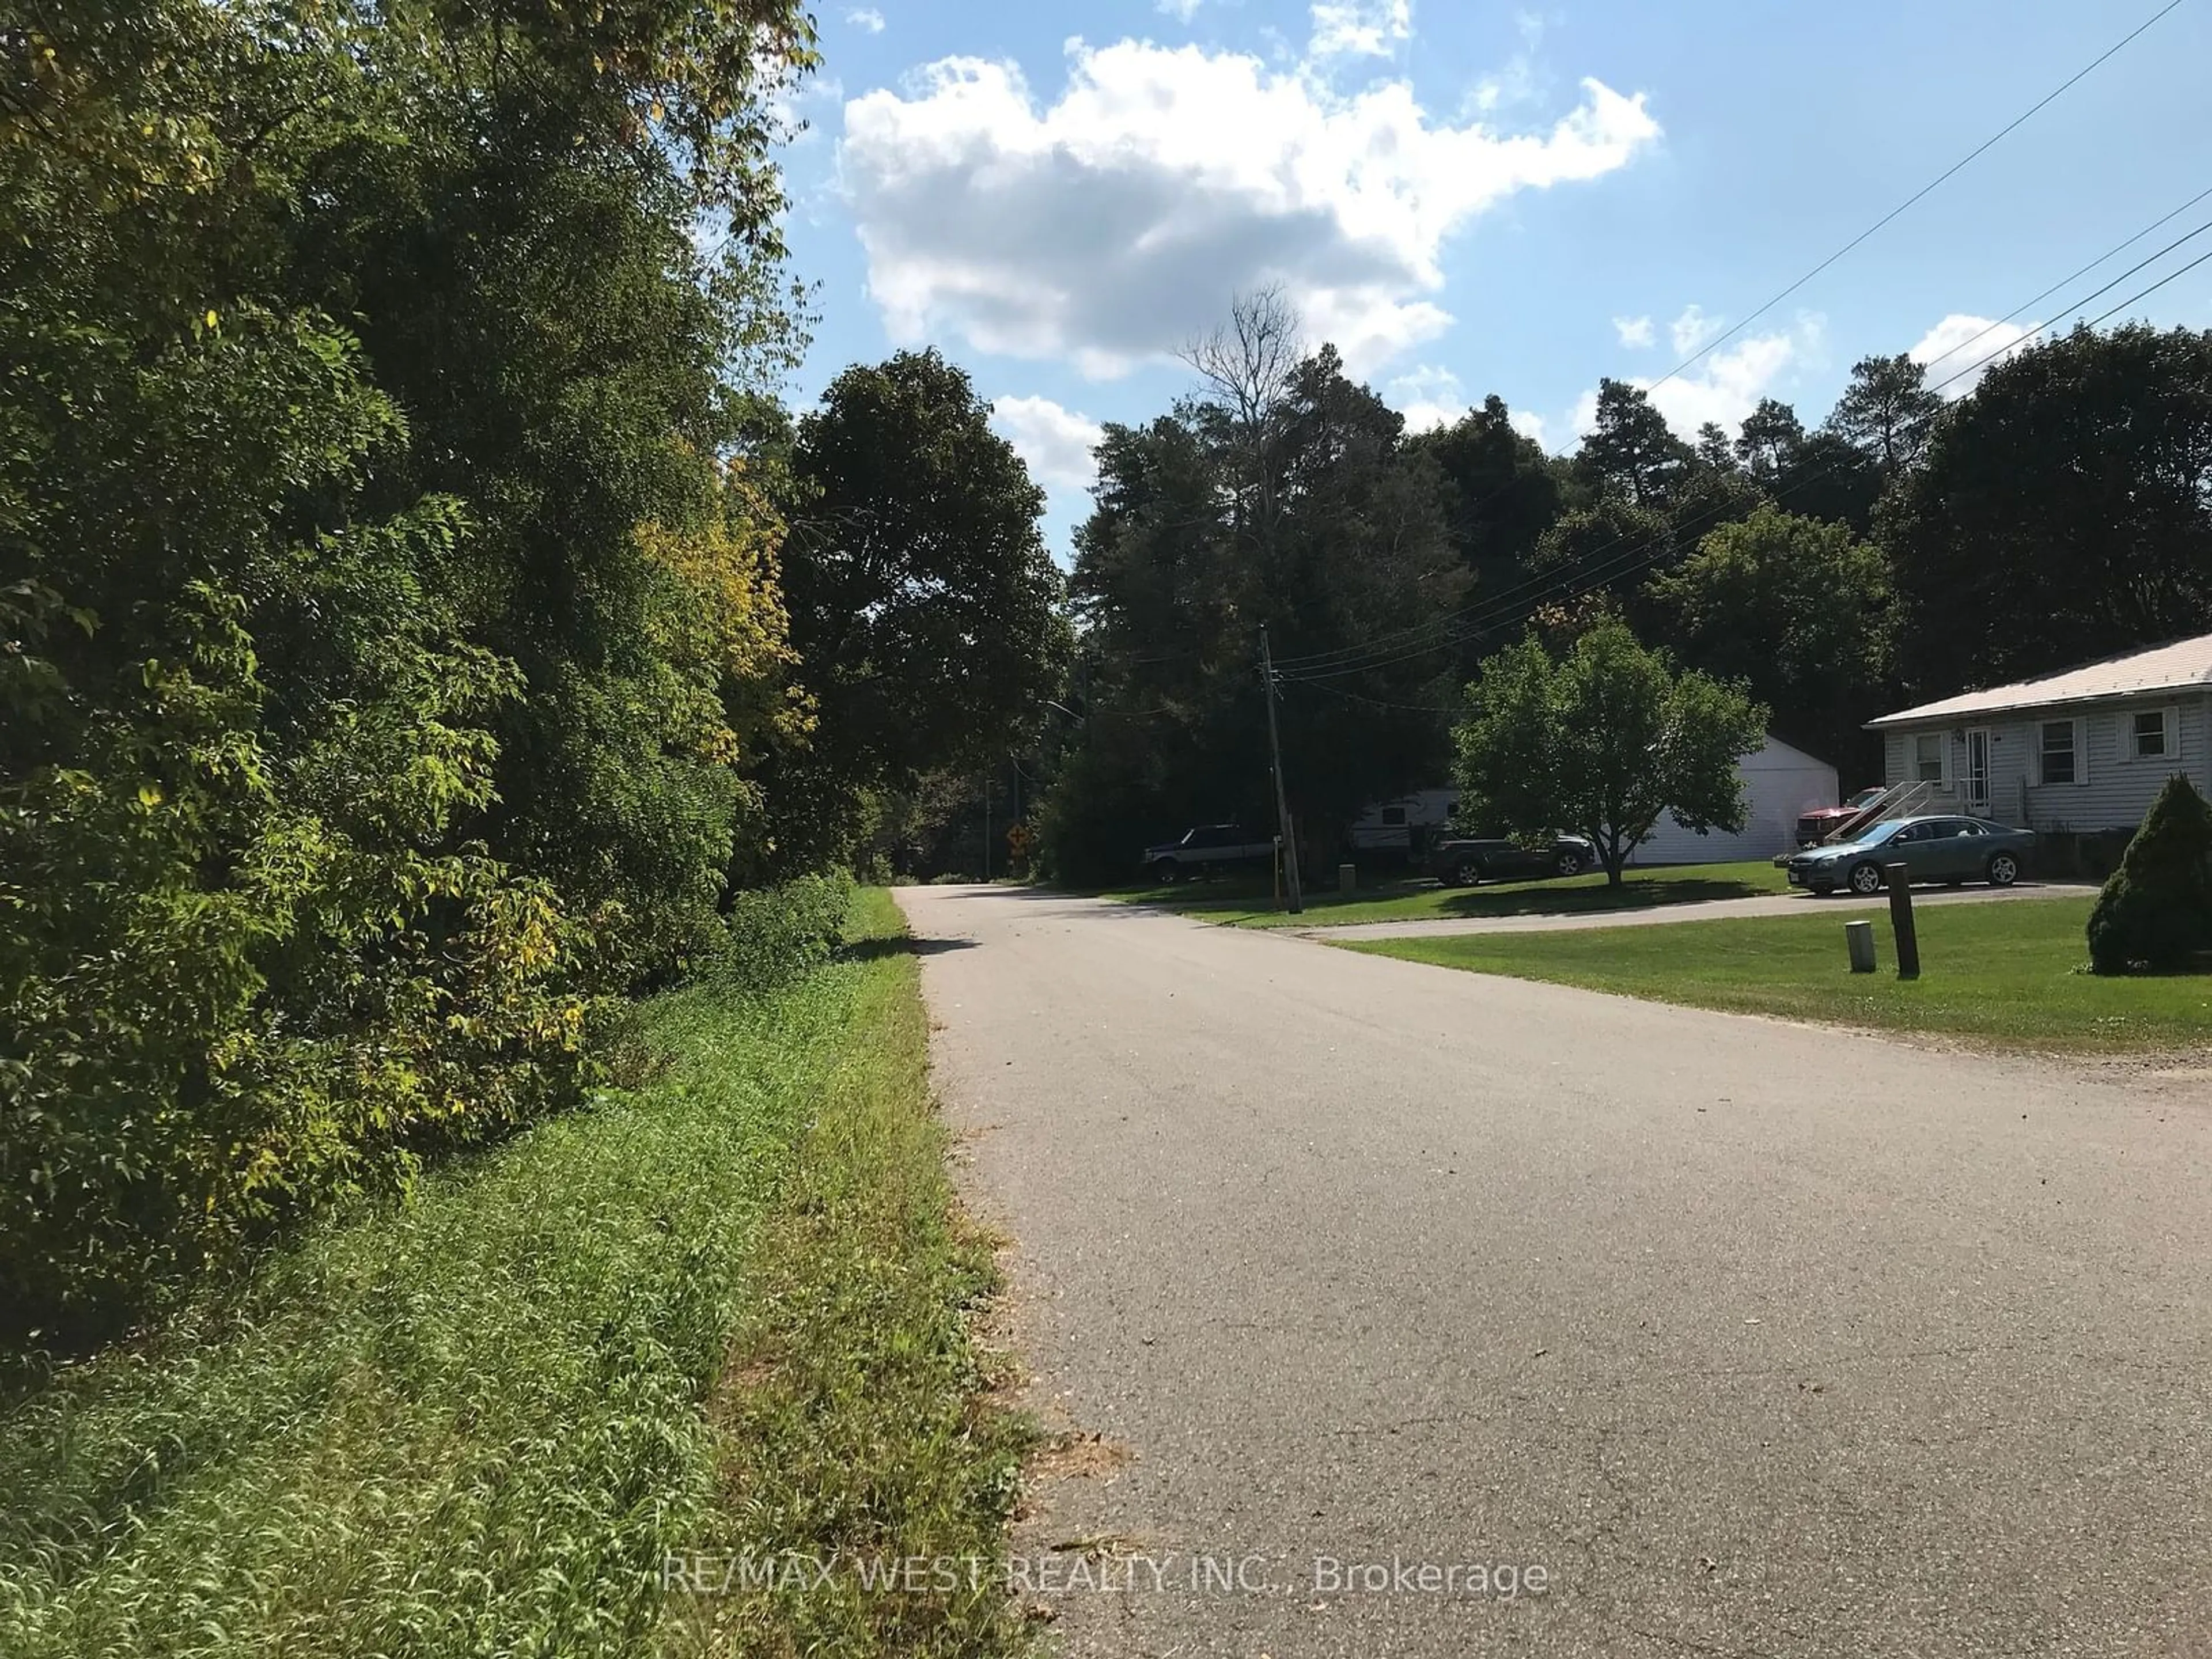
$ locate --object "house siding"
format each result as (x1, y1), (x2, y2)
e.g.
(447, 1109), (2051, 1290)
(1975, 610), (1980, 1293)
(1634, 736), (1837, 863)
(1880, 694), (2209, 833)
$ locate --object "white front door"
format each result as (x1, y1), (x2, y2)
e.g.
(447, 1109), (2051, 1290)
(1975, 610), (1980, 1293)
(1965, 727), (1991, 813)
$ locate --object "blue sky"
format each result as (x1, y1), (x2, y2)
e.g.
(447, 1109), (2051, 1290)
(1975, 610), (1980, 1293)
(772, 0), (2212, 559)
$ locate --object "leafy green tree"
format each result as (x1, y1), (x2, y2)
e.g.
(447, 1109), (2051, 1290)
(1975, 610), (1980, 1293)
(1770, 429), (1886, 535)
(1647, 505), (1895, 774)
(768, 350), (1070, 871)
(1826, 353), (1944, 475)
(1734, 398), (1807, 478)
(1525, 498), (1675, 624)
(1454, 621), (1767, 885)
(1725, 399), (1885, 532)
(2087, 774), (2212, 974)
(1666, 444), (1765, 550)
(1573, 378), (1694, 511)
(1694, 422), (1737, 472)
(1, 0), (595, 1331)
(1882, 324), (2212, 695)
(282, 0), (821, 987)
(0, 0), (819, 1331)
(1045, 305), (1467, 882)
(1410, 394), (1566, 592)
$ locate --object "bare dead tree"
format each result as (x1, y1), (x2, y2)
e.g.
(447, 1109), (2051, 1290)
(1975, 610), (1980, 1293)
(1178, 285), (1304, 550)
(1180, 284), (1301, 433)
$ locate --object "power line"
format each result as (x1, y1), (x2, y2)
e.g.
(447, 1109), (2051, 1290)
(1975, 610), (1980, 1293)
(1279, 204), (2212, 682)
(1293, 681), (1467, 716)
(1652, 0), (2187, 393)
(1913, 183), (2212, 376)
(1117, 8), (2183, 682)
(1926, 219), (2212, 395)
(2068, 237), (2212, 334)
(1330, 110), (2207, 673)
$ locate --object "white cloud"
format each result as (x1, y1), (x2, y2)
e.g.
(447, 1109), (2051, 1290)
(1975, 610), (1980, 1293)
(840, 43), (1660, 380)
(1568, 313), (1827, 441)
(1908, 312), (2036, 398)
(1308, 0), (1411, 60)
(1613, 314), (1654, 349)
(1387, 363), (1465, 432)
(1668, 303), (1724, 358)
(990, 395), (1106, 493)
(1469, 10), (1546, 112)
(846, 6), (884, 32)
(1157, 0), (1203, 20)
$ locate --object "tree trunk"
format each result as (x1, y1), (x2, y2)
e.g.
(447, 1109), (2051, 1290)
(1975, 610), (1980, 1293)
(1600, 831), (1627, 887)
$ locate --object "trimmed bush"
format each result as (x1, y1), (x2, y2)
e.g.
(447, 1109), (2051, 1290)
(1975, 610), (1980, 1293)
(2086, 775), (2212, 974)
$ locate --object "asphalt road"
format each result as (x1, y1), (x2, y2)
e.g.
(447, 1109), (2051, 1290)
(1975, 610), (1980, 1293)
(1313, 880), (2096, 941)
(897, 883), (2212, 1658)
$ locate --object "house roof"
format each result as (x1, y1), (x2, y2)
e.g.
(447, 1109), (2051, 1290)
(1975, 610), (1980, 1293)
(1744, 733), (1836, 772)
(1867, 632), (2212, 728)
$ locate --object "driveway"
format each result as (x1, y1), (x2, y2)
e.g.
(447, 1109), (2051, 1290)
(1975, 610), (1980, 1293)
(1316, 879), (2096, 941)
(897, 882), (2212, 1658)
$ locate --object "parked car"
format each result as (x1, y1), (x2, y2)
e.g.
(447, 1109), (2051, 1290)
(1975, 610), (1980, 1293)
(1142, 824), (1275, 883)
(1784, 815), (2035, 896)
(1794, 785), (1890, 847)
(1428, 833), (1596, 888)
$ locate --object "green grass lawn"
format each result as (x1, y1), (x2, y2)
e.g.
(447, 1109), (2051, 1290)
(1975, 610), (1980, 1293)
(1344, 893), (2212, 1052)
(0, 889), (1027, 1659)
(1107, 857), (1790, 928)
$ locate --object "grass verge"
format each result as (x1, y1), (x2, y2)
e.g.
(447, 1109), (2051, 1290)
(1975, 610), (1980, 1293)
(1107, 858), (1789, 928)
(1344, 893), (2212, 1052)
(0, 888), (1027, 1659)
(668, 891), (1031, 1657)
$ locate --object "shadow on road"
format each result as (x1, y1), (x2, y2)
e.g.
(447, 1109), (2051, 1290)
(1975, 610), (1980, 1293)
(842, 934), (979, 963)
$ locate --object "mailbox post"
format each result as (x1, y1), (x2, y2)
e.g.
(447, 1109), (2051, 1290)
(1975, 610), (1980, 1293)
(1884, 862), (1920, 980)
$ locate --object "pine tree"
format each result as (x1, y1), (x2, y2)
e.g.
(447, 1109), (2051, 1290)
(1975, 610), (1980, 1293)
(2086, 774), (2212, 974)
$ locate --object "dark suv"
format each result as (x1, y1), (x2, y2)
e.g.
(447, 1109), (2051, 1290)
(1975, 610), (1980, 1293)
(1141, 824), (1277, 884)
(1427, 834), (1596, 888)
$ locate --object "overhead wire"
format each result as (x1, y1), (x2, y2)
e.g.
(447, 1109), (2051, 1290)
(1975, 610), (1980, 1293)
(1324, 0), (2197, 589)
(1912, 183), (2212, 376)
(1275, 202), (2212, 684)
(1649, 0), (2188, 393)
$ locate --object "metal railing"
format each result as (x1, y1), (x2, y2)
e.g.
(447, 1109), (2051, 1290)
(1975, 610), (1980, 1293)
(1819, 779), (1960, 844)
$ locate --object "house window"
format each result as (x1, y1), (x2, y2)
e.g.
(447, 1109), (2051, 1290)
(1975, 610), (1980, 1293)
(2131, 709), (2173, 759)
(1909, 732), (1946, 782)
(2039, 719), (2077, 785)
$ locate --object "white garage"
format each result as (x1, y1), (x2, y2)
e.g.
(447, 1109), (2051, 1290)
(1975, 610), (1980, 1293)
(1631, 734), (1839, 866)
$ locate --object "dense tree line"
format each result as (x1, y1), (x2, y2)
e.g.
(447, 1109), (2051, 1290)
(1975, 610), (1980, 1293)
(1039, 290), (1468, 884)
(1, 1), (1062, 1335)
(1038, 297), (2212, 887)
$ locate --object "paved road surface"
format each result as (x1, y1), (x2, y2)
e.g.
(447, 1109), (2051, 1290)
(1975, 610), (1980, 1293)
(898, 884), (2212, 1658)
(1312, 880), (2095, 941)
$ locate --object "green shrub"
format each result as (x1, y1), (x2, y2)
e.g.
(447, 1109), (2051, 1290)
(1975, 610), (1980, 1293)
(709, 871), (856, 994)
(2086, 775), (2212, 974)
(0, 327), (593, 1345)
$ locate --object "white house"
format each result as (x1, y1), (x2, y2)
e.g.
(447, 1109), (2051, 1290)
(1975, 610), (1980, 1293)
(1866, 632), (2212, 831)
(1354, 736), (1840, 865)
(1631, 734), (1839, 865)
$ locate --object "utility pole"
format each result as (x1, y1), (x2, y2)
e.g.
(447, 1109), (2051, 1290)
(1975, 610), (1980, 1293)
(982, 772), (991, 883)
(1260, 624), (1304, 915)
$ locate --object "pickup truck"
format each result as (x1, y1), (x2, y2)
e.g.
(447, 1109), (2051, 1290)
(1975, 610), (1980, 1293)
(1427, 834), (1596, 887)
(1142, 824), (1276, 883)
